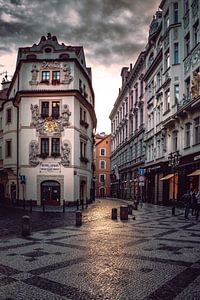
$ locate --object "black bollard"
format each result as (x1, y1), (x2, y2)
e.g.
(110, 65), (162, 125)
(111, 208), (117, 220)
(22, 215), (31, 236)
(120, 206), (128, 221)
(172, 203), (175, 216)
(63, 200), (65, 213)
(76, 211), (82, 226)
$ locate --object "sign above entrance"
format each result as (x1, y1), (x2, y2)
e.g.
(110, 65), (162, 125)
(40, 162), (61, 173)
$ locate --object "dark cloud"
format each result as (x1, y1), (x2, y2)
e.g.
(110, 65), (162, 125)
(0, 0), (160, 66)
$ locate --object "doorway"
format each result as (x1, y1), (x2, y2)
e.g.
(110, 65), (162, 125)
(41, 180), (60, 205)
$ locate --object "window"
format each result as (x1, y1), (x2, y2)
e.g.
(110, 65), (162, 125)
(174, 84), (180, 104)
(185, 77), (190, 99)
(52, 71), (60, 81)
(172, 131), (178, 152)
(100, 160), (106, 169)
(41, 101), (60, 118)
(193, 20), (199, 47)
(6, 140), (11, 157)
(135, 143), (138, 158)
(157, 72), (161, 89)
(100, 148), (106, 156)
(80, 141), (87, 158)
(41, 138), (49, 155)
(164, 89), (170, 111)
(0, 145), (2, 160)
(41, 102), (49, 118)
(185, 123), (191, 147)
(51, 138), (60, 155)
(140, 80), (143, 96)
(130, 91), (133, 109)
(185, 33), (190, 56)
(140, 106), (143, 126)
(79, 79), (82, 92)
(80, 107), (86, 121)
(174, 43), (179, 64)
(165, 49), (170, 70)
(194, 117), (200, 144)
(6, 108), (12, 124)
(164, 10), (169, 30)
(99, 174), (106, 183)
(173, 2), (179, 23)
(42, 71), (50, 81)
(135, 111), (138, 130)
(184, 0), (189, 13)
(52, 101), (60, 118)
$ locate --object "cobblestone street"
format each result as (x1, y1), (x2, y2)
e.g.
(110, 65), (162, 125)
(0, 198), (200, 300)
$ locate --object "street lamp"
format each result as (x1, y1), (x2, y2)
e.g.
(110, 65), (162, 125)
(168, 150), (181, 215)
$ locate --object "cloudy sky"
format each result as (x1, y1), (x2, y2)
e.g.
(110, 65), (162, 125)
(0, 0), (161, 133)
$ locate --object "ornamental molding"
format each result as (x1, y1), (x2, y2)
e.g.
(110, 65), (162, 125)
(30, 104), (71, 134)
(184, 44), (200, 75)
(29, 140), (40, 166)
(191, 71), (200, 100)
(61, 140), (71, 167)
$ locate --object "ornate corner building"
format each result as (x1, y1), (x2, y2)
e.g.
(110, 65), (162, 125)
(110, 0), (200, 204)
(0, 33), (96, 206)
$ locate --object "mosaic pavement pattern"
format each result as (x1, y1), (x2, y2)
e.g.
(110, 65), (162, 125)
(0, 199), (200, 299)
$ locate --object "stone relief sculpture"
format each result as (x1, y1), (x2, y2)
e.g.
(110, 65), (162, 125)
(191, 71), (200, 99)
(29, 140), (39, 166)
(29, 65), (39, 85)
(62, 63), (73, 84)
(30, 104), (71, 134)
(61, 141), (71, 166)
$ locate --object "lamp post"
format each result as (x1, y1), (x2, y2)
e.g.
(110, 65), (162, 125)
(168, 150), (181, 215)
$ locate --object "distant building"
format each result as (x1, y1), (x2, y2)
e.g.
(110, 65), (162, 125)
(0, 33), (96, 206)
(94, 133), (111, 197)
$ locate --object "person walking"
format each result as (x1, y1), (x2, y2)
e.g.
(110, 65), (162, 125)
(184, 190), (191, 220)
(195, 189), (200, 221)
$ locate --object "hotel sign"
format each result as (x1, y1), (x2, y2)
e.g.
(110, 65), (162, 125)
(40, 162), (61, 173)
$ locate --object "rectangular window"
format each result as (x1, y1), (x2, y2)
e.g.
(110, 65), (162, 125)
(193, 20), (199, 47)
(140, 80), (143, 96)
(172, 131), (178, 152)
(42, 71), (50, 81)
(52, 101), (60, 118)
(51, 138), (60, 155)
(164, 10), (169, 30)
(6, 108), (12, 124)
(165, 89), (170, 111)
(173, 2), (179, 23)
(100, 160), (106, 169)
(6, 140), (11, 157)
(185, 77), (190, 99)
(135, 111), (138, 130)
(41, 102), (49, 118)
(41, 138), (49, 155)
(185, 123), (191, 147)
(185, 33), (190, 56)
(174, 43), (179, 64)
(174, 84), (179, 104)
(100, 148), (106, 156)
(99, 174), (106, 183)
(165, 49), (170, 70)
(52, 71), (60, 81)
(194, 117), (200, 144)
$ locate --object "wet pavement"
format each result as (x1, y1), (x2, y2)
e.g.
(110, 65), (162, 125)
(0, 198), (200, 299)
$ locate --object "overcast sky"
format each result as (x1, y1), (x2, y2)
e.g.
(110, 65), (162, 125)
(0, 0), (161, 133)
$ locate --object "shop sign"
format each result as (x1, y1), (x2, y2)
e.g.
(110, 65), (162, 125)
(40, 162), (61, 173)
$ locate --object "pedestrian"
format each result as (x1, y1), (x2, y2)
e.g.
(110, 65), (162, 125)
(195, 189), (200, 221)
(184, 190), (191, 220)
(191, 188), (197, 216)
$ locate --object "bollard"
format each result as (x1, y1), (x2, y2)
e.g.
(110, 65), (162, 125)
(111, 208), (117, 220)
(22, 215), (30, 237)
(128, 204), (133, 215)
(76, 211), (82, 226)
(63, 200), (65, 213)
(120, 206), (128, 221)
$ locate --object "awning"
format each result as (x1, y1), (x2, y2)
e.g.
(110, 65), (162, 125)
(160, 174), (174, 181)
(187, 169), (200, 176)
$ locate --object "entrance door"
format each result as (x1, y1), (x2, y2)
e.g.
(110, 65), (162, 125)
(41, 181), (60, 206)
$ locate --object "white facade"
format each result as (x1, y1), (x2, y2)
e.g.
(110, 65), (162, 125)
(0, 34), (96, 206)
